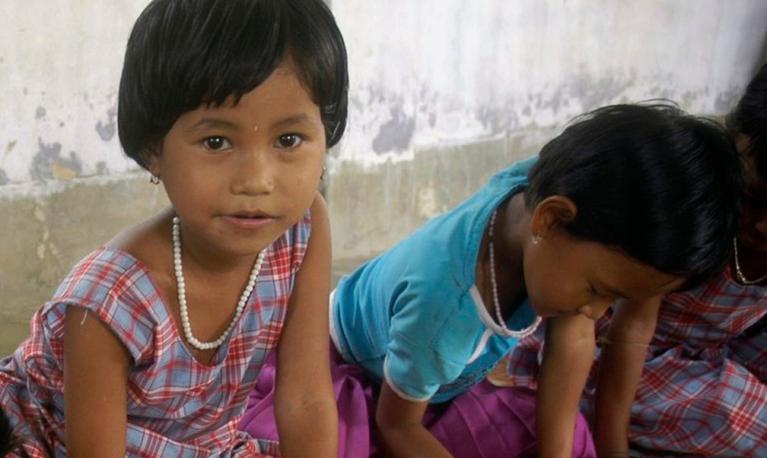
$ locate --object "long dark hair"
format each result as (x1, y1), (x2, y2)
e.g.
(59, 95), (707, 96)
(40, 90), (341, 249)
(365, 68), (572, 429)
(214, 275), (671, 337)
(727, 62), (767, 180)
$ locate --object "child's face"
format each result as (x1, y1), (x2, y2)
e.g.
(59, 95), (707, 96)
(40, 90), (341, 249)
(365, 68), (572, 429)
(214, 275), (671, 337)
(522, 230), (685, 320)
(149, 58), (325, 258)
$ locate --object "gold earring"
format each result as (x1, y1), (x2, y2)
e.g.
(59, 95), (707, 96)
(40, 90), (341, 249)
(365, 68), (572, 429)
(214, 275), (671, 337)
(150, 175), (160, 185)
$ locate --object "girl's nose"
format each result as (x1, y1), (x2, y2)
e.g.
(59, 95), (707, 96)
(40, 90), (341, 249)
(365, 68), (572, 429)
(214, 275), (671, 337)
(230, 151), (275, 196)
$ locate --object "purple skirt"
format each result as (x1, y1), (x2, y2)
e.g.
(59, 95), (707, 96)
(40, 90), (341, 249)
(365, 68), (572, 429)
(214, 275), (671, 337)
(240, 348), (595, 457)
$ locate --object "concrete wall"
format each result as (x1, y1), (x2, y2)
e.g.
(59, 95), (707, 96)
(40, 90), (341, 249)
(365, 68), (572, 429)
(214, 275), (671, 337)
(0, 1), (168, 354)
(2, 0), (766, 354)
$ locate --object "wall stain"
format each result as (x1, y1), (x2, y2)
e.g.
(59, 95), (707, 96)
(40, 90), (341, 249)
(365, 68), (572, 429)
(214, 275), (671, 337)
(95, 106), (117, 142)
(5, 140), (16, 154)
(0, 169), (8, 185)
(372, 106), (416, 154)
(35, 106), (47, 119)
(681, 90), (697, 107)
(568, 73), (636, 110)
(477, 106), (520, 135)
(30, 138), (83, 181)
(96, 161), (109, 175)
(714, 86), (742, 114)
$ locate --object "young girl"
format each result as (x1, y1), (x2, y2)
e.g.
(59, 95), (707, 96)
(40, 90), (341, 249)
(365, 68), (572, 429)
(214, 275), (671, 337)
(242, 103), (743, 457)
(503, 63), (767, 457)
(0, 0), (348, 456)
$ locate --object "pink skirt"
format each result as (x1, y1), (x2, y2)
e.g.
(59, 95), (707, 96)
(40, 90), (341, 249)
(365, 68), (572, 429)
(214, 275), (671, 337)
(240, 347), (595, 457)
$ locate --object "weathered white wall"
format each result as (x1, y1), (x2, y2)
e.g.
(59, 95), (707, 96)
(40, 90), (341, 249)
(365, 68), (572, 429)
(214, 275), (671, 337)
(331, 0), (767, 167)
(2, 1), (766, 186)
(0, 0), (148, 187)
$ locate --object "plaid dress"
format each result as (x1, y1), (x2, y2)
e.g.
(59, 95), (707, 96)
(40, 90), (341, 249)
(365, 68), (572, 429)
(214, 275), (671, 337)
(0, 213), (310, 457)
(502, 264), (767, 457)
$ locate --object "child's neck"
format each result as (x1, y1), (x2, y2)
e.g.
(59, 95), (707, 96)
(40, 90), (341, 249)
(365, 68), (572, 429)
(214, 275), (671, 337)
(477, 193), (529, 321)
(180, 229), (256, 277)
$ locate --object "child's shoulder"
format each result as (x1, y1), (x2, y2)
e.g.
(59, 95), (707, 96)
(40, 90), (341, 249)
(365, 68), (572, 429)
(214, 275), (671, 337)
(51, 246), (152, 306)
(103, 210), (172, 269)
(35, 246), (159, 365)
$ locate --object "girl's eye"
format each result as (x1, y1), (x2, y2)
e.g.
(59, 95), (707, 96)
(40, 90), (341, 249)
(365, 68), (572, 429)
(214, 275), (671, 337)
(202, 136), (232, 151)
(275, 134), (303, 149)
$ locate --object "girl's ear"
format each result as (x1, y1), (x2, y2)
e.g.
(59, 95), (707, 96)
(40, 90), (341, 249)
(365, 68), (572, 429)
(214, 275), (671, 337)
(142, 145), (161, 177)
(529, 195), (578, 239)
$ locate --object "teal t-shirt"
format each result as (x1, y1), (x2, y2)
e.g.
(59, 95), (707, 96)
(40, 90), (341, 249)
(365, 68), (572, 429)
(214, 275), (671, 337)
(331, 157), (540, 403)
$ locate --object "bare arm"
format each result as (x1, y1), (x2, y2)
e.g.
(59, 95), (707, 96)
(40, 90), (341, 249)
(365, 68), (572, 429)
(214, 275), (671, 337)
(64, 307), (130, 457)
(593, 297), (660, 457)
(275, 194), (338, 458)
(375, 381), (452, 458)
(537, 314), (595, 458)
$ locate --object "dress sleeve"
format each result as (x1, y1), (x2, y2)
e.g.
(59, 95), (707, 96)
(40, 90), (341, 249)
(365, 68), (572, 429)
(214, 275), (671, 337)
(123, 422), (280, 457)
(40, 251), (157, 366)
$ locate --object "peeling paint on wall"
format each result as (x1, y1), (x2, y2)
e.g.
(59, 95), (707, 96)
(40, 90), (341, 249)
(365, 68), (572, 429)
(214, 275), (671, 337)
(30, 138), (83, 181)
(96, 161), (109, 175)
(332, 0), (767, 167)
(95, 106), (118, 142)
(0, 1), (146, 187)
(715, 87), (744, 114)
(372, 107), (416, 154)
(2, 0), (767, 188)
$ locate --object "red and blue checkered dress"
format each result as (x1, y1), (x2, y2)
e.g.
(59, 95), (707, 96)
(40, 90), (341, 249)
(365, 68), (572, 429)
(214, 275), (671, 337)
(0, 212), (310, 457)
(503, 264), (767, 457)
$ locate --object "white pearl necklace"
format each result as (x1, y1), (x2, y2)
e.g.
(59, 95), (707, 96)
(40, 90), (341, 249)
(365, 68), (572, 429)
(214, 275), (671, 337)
(733, 236), (767, 285)
(172, 216), (266, 350)
(488, 210), (542, 338)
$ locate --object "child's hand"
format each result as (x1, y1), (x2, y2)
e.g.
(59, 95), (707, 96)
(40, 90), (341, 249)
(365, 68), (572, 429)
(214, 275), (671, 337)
(375, 382), (453, 458)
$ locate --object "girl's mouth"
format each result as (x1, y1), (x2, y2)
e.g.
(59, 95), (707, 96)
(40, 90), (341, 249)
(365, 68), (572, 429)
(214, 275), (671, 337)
(222, 214), (275, 229)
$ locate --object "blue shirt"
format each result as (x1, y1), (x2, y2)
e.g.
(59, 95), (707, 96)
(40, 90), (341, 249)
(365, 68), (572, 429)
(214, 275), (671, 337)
(331, 157), (539, 403)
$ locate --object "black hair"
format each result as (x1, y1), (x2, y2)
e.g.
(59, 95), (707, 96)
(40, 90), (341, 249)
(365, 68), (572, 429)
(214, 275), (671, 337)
(0, 408), (19, 456)
(118, 0), (348, 169)
(727, 62), (767, 180)
(525, 102), (743, 287)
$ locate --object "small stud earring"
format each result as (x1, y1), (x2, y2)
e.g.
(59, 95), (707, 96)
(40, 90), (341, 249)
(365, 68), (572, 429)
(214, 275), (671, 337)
(321, 166), (327, 181)
(532, 234), (542, 245)
(150, 175), (160, 185)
